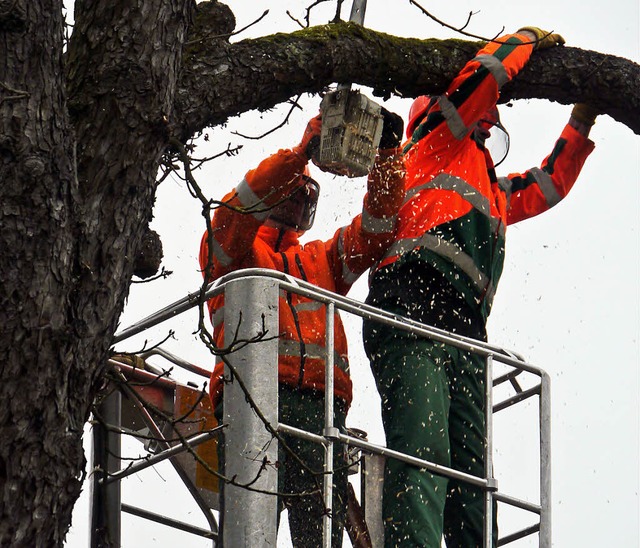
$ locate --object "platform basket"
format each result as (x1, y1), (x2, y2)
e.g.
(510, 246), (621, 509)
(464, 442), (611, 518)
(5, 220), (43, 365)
(317, 89), (384, 178)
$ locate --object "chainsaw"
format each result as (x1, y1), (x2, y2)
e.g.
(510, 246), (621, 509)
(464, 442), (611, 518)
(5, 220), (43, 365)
(315, 0), (384, 178)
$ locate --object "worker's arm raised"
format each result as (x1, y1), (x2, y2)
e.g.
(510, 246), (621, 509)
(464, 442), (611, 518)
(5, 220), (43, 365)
(327, 108), (407, 294)
(199, 117), (321, 279)
(498, 107), (596, 225)
(405, 26), (563, 158)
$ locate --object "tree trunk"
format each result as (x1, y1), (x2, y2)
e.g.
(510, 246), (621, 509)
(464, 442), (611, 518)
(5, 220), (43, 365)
(0, 0), (193, 544)
(0, 1), (81, 544)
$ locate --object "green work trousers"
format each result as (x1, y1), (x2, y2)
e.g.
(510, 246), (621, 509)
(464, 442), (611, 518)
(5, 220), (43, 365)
(278, 386), (348, 548)
(217, 386), (348, 547)
(363, 319), (497, 547)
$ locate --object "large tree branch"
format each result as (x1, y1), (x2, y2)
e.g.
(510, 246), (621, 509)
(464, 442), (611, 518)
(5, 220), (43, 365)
(175, 19), (640, 139)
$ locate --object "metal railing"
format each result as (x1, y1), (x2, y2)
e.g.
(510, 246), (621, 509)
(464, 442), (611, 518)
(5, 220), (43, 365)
(97, 268), (551, 547)
(91, 352), (219, 547)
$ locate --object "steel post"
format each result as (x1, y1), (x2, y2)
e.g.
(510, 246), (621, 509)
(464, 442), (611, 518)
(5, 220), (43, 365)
(348, 0), (368, 25)
(484, 355), (495, 548)
(322, 302), (336, 548)
(539, 372), (552, 547)
(222, 276), (279, 547)
(90, 390), (122, 548)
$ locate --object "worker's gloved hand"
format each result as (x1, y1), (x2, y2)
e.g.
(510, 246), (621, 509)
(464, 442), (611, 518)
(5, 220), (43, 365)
(571, 103), (599, 127)
(298, 114), (322, 160)
(517, 26), (565, 49)
(378, 107), (405, 149)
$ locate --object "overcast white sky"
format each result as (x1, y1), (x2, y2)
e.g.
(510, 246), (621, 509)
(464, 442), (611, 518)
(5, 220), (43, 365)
(66, 1), (639, 546)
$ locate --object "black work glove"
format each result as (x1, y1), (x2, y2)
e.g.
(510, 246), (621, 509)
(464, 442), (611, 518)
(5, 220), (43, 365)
(378, 107), (405, 149)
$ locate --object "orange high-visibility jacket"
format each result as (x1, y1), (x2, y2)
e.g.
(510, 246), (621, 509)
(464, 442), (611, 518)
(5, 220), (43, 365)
(200, 146), (405, 408)
(372, 33), (595, 320)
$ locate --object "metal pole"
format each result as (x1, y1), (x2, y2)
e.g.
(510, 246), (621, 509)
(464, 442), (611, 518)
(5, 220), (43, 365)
(335, 429), (492, 488)
(112, 369), (219, 539)
(104, 429), (221, 484)
(493, 385), (541, 413)
(322, 302), (337, 548)
(348, 0), (367, 25)
(90, 390), (122, 548)
(222, 276), (279, 547)
(484, 355), (495, 548)
(539, 372), (552, 547)
(121, 504), (217, 540)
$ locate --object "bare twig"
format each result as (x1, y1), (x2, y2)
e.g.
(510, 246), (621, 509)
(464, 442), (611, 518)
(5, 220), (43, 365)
(185, 10), (270, 46)
(131, 266), (173, 284)
(408, 0), (549, 46)
(232, 96), (304, 139)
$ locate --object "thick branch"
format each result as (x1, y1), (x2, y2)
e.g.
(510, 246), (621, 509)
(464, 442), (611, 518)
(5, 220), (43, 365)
(176, 20), (640, 138)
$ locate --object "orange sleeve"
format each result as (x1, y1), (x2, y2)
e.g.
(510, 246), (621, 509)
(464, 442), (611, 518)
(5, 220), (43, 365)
(326, 148), (406, 295)
(406, 34), (535, 153)
(500, 123), (595, 225)
(199, 148), (309, 280)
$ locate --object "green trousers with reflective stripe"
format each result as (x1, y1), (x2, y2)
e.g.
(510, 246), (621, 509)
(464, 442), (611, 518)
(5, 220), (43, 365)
(363, 321), (497, 547)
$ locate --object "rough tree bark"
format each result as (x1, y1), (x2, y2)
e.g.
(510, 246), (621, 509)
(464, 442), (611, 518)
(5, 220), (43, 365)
(0, 0), (638, 545)
(0, 0), (193, 544)
(176, 5), (640, 139)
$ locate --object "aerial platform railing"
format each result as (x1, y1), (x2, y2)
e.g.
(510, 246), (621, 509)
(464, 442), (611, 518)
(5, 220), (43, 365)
(91, 349), (220, 547)
(95, 268), (551, 547)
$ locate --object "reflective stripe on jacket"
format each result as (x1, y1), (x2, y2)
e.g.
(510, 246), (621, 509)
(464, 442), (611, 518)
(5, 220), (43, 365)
(201, 147), (405, 408)
(373, 33), (594, 320)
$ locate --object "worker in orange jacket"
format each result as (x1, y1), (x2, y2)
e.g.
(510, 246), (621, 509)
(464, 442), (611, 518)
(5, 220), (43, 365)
(200, 110), (405, 546)
(363, 27), (597, 546)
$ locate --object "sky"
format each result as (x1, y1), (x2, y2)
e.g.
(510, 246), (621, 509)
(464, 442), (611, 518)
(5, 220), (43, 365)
(66, 0), (639, 546)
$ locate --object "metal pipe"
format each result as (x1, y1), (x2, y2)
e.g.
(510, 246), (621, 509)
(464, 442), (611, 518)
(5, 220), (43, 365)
(493, 384), (541, 413)
(107, 359), (177, 389)
(113, 286), (210, 343)
(90, 391), (122, 548)
(484, 355), (495, 548)
(322, 302), (336, 548)
(492, 368), (524, 387)
(337, 432), (489, 489)
(116, 269), (541, 375)
(493, 492), (542, 514)
(497, 523), (541, 546)
(140, 347), (211, 379)
(539, 371), (553, 547)
(348, 0), (367, 25)
(122, 504), (217, 540)
(337, 0), (367, 92)
(278, 423), (327, 445)
(279, 288), (540, 374)
(278, 424), (492, 489)
(222, 276), (279, 547)
(104, 429), (222, 484)
(263, 278), (534, 365)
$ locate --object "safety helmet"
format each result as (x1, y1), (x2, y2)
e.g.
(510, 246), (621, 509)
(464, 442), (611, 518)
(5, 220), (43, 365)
(406, 95), (433, 139)
(267, 167), (320, 232)
(474, 106), (510, 167)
